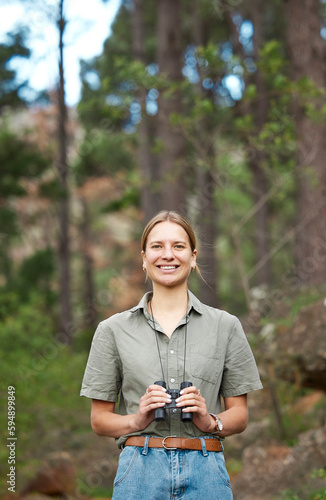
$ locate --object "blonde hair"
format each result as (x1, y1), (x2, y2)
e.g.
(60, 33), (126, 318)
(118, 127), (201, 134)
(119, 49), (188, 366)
(141, 211), (200, 274)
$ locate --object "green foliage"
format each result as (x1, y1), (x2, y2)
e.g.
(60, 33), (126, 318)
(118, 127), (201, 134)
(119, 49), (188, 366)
(0, 30), (30, 110)
(293, 76), (326, 124)
(17, 248), (56, 303)
(278, 412), (307, 447)
(0, 290), (20, 321)
(151, 137), (164, 154)
(114, 58), (164, 91)
(0, 127), (48, 197)
(234, 114), (254, 133)
(240, 40), (295, 176)
(275, 466), (326, 499)
(225, 458), (243, 476)
(311, 468), (326, 480)
(78, 481), (113, 499)
(38, 178), (67, 200)
(0, 293), (90, 486)
(258, 40), (288, 80)
(278, 486), (326, 500)
(0, 293), (55, 356)
(0, 126), (50, 286)
(2, 247), (56, 308)
(285, 290), (324, 318)
(197, 43), (223, 69)
(103, 184), (140, 213)
(310, 492), (326, 500)
(78, 4), (137, 130)
(0, 206), (19, 236)
(74, 131), (136, 183)
(258, 289), (326, 331)
(279, 492), (301, 500)
(244, 83), (257, 100)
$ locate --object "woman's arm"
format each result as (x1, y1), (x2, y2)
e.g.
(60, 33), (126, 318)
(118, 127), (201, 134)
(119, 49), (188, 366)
(90, 385), (172, 438)
(214, 395), (248, 437)
(91, 400), (135, 438)
(176, 386), (248, 437)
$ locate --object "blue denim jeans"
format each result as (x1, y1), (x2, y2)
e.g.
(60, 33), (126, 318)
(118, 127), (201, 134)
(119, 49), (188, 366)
(112, 437), (233, 499)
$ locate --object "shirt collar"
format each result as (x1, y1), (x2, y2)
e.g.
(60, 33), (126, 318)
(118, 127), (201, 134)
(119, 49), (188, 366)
(130, 290), (203, 316)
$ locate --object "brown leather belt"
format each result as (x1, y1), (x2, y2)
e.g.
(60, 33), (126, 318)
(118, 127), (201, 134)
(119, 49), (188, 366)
(124, 436), (223, 452)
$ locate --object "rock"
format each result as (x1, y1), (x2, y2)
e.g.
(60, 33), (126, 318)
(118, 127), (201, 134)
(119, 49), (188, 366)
(278, 299), (326, 391)
(231, 427), (326, 500)
(20, 452), (76, 498)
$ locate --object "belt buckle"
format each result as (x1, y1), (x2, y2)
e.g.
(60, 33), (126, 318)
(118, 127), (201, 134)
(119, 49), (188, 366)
(162, 435), (178, 450)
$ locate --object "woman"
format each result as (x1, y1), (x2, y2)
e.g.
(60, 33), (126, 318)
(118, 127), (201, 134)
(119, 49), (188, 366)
(81, 211), (262, 499)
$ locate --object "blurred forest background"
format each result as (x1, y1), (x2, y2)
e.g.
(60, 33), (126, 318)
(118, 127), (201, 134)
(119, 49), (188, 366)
(1, 0), (326, 499)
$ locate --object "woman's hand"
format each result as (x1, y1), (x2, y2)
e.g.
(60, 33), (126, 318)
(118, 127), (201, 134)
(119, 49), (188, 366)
(91, 385), (171, 438)
(129, 384), (172, 432)
(175, 385), (215, 434)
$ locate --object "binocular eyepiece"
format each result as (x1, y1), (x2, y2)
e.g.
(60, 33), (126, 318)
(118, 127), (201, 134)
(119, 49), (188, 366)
(154, 381), (193, 423)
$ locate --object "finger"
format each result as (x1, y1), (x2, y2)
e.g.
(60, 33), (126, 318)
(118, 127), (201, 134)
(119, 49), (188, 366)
(181, 404), (204, 414)
(176, 391), (203, 405)
(141, 392), (171, 406)
(148, 394), (172, 404)
(181, 400), (208, 414)
(147, 384), (167, 393)
(145, 390), (171, 402)
(142, 400), (168, 411)
(180, 385), (197, 395)
(176, 396), (204, 407)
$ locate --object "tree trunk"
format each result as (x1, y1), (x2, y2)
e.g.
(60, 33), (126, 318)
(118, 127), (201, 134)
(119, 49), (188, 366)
(80, 196), (96, 331)
(57, 0), (72, 343)
(192, 0), (219, 306)
(250, 1), (271, 286)
(250, 154), (270, 285)
(133, 0), (157, 221)
(196, 166), (219, 307)
(284, 0), (326, 285)
(156, 0), (186, 213)
(224, 0), (271, 287)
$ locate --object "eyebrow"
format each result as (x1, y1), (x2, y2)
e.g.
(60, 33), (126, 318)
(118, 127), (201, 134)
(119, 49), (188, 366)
(148, 240), (188, 245)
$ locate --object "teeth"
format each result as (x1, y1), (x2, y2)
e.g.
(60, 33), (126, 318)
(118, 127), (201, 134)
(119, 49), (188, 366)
(160, 266), (176, 270)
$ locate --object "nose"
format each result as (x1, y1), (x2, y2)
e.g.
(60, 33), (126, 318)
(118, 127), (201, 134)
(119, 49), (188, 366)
(161, 245), (174, 260)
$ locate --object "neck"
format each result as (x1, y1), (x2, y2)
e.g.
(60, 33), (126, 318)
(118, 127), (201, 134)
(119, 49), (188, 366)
(150, 284), (188, 316)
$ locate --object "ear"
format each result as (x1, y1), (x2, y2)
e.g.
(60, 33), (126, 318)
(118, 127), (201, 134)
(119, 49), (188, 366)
(191, 249), (197, 268)
(141, 250), (146, 267)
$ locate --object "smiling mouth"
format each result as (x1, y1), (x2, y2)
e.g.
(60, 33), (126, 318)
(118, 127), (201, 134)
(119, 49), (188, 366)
(157, 265), (179, 270)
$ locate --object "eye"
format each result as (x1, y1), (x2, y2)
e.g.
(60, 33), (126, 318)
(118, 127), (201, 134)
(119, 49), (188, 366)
(175, 244), (185, 249)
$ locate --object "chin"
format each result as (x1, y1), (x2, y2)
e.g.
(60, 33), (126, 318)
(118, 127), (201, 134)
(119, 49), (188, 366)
(155, 277), (187, 288)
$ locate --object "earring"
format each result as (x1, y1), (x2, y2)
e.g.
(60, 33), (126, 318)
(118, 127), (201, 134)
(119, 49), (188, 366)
(143, 266), (146, 272)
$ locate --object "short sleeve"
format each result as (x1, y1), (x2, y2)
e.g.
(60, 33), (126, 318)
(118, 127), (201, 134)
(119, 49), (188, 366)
(220, 318), (262, 397)
(80, 322), (122, 401)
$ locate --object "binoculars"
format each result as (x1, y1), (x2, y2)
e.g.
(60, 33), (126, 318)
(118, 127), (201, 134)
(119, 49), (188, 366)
(154, 381), (193, 423)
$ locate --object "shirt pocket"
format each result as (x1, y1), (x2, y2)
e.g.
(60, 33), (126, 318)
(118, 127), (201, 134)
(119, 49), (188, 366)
(190, 344), (220, 384)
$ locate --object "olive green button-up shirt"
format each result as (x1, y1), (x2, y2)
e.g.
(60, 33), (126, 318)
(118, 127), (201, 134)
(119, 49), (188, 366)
(80, 290), (262, 448)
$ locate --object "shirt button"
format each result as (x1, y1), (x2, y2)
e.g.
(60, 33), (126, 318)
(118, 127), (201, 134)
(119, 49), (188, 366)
(169, 349), (174, 354)
(170, 378), (175, 383)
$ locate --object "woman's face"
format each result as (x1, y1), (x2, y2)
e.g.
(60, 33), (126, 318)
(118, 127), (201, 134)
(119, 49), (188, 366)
(141, 221), (197, 289)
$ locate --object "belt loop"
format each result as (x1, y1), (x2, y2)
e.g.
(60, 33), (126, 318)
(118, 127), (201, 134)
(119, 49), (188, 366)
(199, 437), (208, 457)
(142, 435), (150, 455)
